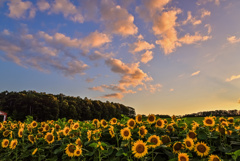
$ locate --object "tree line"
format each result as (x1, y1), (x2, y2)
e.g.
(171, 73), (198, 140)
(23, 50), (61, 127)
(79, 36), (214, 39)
(182, 109), (240, 117)
(0, 90), (136, 121)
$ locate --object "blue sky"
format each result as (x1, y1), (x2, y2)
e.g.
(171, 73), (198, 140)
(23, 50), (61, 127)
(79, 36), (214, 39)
(0, 0), (240, 115)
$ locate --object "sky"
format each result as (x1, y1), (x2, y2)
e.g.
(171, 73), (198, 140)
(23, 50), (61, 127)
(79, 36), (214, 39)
(0, 0), (240, 116)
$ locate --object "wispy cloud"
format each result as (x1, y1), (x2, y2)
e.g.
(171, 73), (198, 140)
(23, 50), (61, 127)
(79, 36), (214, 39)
(191, 70), (201, 76)
(227, 36), (240, 44)
(226, 74), (240, 82)
(129, 40), (155, 54)
(141, 50), (153, 64)
(101, 93), (124, 99)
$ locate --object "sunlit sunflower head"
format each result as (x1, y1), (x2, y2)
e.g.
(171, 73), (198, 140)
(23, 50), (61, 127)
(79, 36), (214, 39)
(100, 119), (108, 128)
(132, 140), (148, 158)
(87, 130), (92, 141)
(208, 154), (221, 161)
(221, 121), (228, 127)
(31, 121), (38, 128)
(173, 142), (184, 154)
(43, 124), (50, 132)
(32, 148), (38, 155)
(63, 127), (71, 136)
(203, 117), (215, 127)
(72, 122), (79, 130)
(10, 139), (18, 149)
(127, 118), (136, 129)
(194, 142), (210, 157)
(36, 133), (43, 139)
(227, 130), (232, 136)
(44, 132), (55, 144)
(166, 124), (175, 133)
(109, 126), (115, 138)
(110, 118), (117, 125)
(92, 119), (100, 127)
(171, 115), (176, 121)
(178, 153), (189, 161)
(28, 134), (35, 144)
(68, 119), (73, 124)
(135, 114), (142, 124)
(120, 127), (132, 140)
(3, 130), (11, 137)
(65, 143), (76, 157)
(155, 119), (165, 128)
(219, 117), (226, 123)
(138, 126), (148, 138)
(55, 124), (61, 131)
(147, 135), (162, 149)
(92, 129), (101, 141)
(18, 128), (24, 138)
(183, 137), (194, 150)
(227, 117), (234, 124)
(0, 122), (4, 130)
(163, 119), (168, 124)
(75, 138), (82, 148)
(1, 139), (9, 148)
(161, 135), (171, 146)
(74, 147), (82, 157)
(187, 130), (197, 142)
(147, 114), (156, 124)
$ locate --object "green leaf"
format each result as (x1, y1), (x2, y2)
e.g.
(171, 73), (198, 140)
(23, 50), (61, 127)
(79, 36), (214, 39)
(89, 142), (98, 148)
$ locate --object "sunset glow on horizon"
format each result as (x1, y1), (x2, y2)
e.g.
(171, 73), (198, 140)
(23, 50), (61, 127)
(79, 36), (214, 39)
(0, 0), (240, 115)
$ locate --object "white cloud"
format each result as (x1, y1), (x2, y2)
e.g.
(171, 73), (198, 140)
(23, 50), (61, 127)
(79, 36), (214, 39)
(37, 0), (50, 11)
(226, 74), (240, 82)
(227, 36), (240, 44)
(7, 0), (34, 19)
(100, 0), (138, 36)
(191, 70), (201, 76)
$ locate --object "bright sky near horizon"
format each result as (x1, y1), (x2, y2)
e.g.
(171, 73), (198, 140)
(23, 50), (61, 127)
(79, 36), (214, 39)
(0, 0), (240, 116)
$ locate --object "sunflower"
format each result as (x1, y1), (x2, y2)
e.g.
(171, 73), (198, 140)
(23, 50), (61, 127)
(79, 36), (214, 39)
(0, 122), (3, 130)
(75, 138), (82, 148)
(110, 118), (117, 125)
(97, 142), (104, 150)
(219, 117), (226, 123)
(183, 138), (194, 150)
(147, 114), (156, 124)
(87, 130), (92, 141)
(92, 129), (101, 141)
(3, 130), (11, 137)
(43, 124), (50, 132)
(120, 127), (132, 140)
(18, 128), (24, 138)
(28, 134), (35, 144)
(100, 119), (108, 128)
(171, 115), (176, 121)
(163, 119), (168, 124)
(68, 119), (73, 124)
(132, 140), (148, 158)
(221, 121), (228, 127)
(166, 124), (175, 133)
(45, 132), (55, 144)
(203, 116), (215, 127)
(155, 119), (165, 128)
(32, 148), (38, 155)
(208, 154), (221, 161)
(63, 127), (71, 136)
(216, 125), (227, 135)
(127, 118), (136, 129)
(31, 121), (38, 128)
(38, 127), (44, 133)
(187, 130), (197, 142)
(74, 147), (82, 157)
(55, 124), (61, 131)
(135, 114), (142, 124)
(138, 126), (148, 138)
(173, 142), (184, 154)
(227, 117), (234, 124)
(161, 135), (171, 146)
(65, 143), (76, 157)
(36, 133), (43, 139)
(227, 130), (232, 136)
(1, 139), (9, 148)
(147, 135), (161, 149)
(72, 122), (80, 130)
(195, 142), (210, 157)
(92, 119), (100, 128)
(178, 153), (189, 161)
(109, 126), (115, 138)
(9, 139), (18, 149)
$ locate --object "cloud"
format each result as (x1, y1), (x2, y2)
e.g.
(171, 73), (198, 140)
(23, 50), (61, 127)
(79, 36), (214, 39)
(201, 9), (211, 18)
(101, 93), (124, 99)
(141, 50), (153, 64)
(50, 0), (84, 23)
(37, 0), (50, 11)
(88, 51), (113, 60)
(129, 40), (155, 54)
(196, 0), (220, 6)
(204, 24), (212, 34)
(89, 86), (104, 92)
(227, 36), (240, 44)
(147, 84), (162, 93)
(178, 32), (212, 44)
(170, 88), (174, 92)
(100, 0), (138, 36)
(226, 74), (240, 82)
(182, 11), (202, 26)
(191, 71), (200, 76)
(85, 77), (95, 83)
(136, 0), (171, 21)
(7, 0), (35, 19)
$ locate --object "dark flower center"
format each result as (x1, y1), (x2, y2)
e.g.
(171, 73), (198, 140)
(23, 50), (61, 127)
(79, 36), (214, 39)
(188, 132), (196, 139)
(157, 120), (162, 126)
(140, 128), (145, 135)
(180, 156), (187, 161)
(129, 121), (134, 127)
(69, 145), (75, 153)
(47, 134), (53, 141)
(162, 136), (170, 144)
(186, 141), (191, 147)
(137, 116), (142, 122)
(174, 143), (182, 151)
(197, 144), (206, 153)
(136, 144), (145, 153)
(4, 141), (9, 146)
(102, 121), (106, 126)
(124, 130), (129, 136)
(150, 137), (158, 145)
(206, 119), (212, 124)
(213, 157), (220, 161)
(148, 115), (154, 122)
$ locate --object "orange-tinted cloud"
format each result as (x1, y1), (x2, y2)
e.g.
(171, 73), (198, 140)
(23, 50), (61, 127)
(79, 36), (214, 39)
(191, 70), (200, 76)
(102, 93), (124, 99)
(37, 0), (50, 11)
(7, 0), (35, 18)
(226, 74), (240, 82)
(129, 40), (155, 54)
(227, 36), (240, 44)
(178, 32), (212, 44)
(141, 50), (153, 64)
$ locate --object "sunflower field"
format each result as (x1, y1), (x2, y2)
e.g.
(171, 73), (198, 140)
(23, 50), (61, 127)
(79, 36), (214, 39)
(1, 115), (240, 161)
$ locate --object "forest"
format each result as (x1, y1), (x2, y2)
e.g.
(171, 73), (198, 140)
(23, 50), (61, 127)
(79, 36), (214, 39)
(0, 90), (135, 121)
